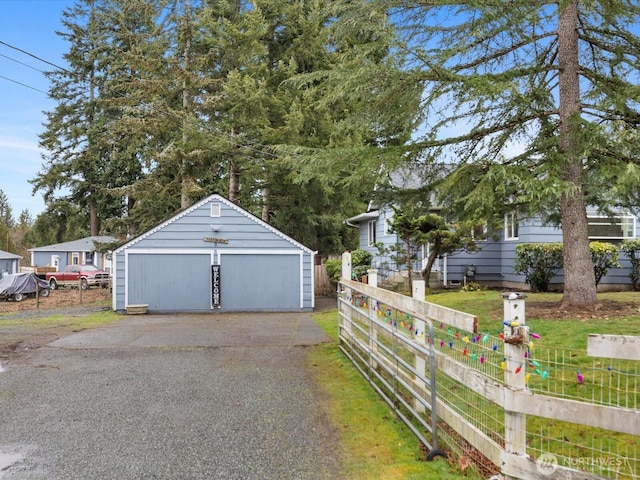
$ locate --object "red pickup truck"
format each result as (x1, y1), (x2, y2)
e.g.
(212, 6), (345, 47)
(46, 264), (110, 290)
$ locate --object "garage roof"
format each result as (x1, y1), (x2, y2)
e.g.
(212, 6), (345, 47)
(115, 193), (315, 254)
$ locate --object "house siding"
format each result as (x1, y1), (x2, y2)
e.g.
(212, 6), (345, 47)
(0, 252), (20, 276)
(113, 195), (314, 313)
(349, 208), (638, 290)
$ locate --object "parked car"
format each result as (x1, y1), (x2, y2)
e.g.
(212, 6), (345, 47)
(0, 272), (51, 302)
(46, 264), (110, 290)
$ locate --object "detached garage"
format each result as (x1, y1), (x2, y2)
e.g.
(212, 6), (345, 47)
(112, 194), (316, 313)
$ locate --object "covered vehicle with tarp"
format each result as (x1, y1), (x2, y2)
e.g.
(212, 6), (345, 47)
(0, 272), (51, 302)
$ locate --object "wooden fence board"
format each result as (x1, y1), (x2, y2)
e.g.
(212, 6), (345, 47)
(587, 334), (640, 360)
(342, 279), (478, 332)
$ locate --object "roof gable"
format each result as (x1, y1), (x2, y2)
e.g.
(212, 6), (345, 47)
(115, 194), (314, 254)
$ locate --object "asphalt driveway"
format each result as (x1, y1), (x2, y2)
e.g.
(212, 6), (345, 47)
(0, 310), (341, 479)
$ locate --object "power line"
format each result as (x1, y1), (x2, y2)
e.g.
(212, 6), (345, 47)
(0, 52), (46, 73)
(0, 74), (47, 94)
(0, 38), (292, 161)
(0, 39), (71, 74)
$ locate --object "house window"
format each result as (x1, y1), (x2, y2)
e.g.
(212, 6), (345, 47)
(587, 215), (635, 239)
(384, 217), (392, 236)
(472, 223), (488, 241)
(368, 220), (377, 245)
(72, 252), (80, 265)
(505, 212), (519, 240)
(210, 203), (221, 217)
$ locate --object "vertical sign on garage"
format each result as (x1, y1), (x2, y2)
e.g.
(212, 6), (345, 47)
(211, 265), (221, 308)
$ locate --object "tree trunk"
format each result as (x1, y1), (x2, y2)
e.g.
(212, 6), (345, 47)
(420, 243), (440, 288)
(229, 162), (241, 204)
(558, 0), (597, 306)
(89, 198), (98, 236)
(406, 243), (413, 294)
(262, 186), (270, 223)
(180, 2), (192, 210)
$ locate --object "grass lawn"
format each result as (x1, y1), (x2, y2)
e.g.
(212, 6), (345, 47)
(311, 290), (640, 479)
(310, 309), (483, 480)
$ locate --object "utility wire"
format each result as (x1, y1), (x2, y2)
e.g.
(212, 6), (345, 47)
(0, 39), (71, 74)
(0, 74), (47, 94)
(0, 52), (47, 73)
(0, 38), (299, 161)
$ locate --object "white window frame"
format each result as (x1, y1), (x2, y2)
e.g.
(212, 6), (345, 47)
(72, 252), (80, 265)
(505, 212), (519, 241)
(384, 216), (392, 236)
(368, 220), (377, 245)
(587, 214), (635, 240)
(471, 223), (488, 241)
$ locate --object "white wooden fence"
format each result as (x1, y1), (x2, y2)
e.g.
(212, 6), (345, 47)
(338, 253), (639, 480)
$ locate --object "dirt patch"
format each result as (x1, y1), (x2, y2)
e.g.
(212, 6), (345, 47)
(0, 287), (109, 315)
(0, 287), (111, 363)
(526, 299), (640, 320)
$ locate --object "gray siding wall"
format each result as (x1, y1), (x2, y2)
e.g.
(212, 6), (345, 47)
(31, 251), (108, 271)
(0, 258), (19, 275)
(355, 209), (638, 289)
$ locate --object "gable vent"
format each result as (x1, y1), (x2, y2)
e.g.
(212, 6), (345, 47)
(210, 203), (221, 217)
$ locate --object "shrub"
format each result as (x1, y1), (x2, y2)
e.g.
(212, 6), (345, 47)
(350, 249), (372, 281)
(460, 281), (487, 292)
(325, 259), (342, 285)
(590, 241), (620, 286)
(621, 239), (640, 290)
(514, 243), (563, 292)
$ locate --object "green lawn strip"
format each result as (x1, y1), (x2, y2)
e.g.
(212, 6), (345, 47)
(310, 309), (481, 480)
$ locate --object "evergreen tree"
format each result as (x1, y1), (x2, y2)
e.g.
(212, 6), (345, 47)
(327, 0), (640, 306)
(33, 0), (115, 236)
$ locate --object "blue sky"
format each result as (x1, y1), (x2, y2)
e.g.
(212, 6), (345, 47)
(0, 0), (73, 219)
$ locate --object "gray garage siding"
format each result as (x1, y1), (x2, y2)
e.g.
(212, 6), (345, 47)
(127, 253), (212, 312)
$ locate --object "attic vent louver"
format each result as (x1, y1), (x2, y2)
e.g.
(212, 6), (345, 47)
(210, 203), (221, 218)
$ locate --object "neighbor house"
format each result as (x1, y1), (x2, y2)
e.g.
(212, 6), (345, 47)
(0, 250), (21, 276)
(346, 205), (639, 291)
(112, 193), (316, 313)
(29, 235), (117, 273)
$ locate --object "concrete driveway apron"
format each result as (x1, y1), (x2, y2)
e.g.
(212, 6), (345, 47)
(0, 311), (341, 480)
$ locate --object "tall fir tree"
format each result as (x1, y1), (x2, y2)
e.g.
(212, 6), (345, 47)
(326, 0), (640, 306)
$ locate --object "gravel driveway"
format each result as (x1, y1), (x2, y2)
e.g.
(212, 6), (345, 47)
(0, 310), (341, 479)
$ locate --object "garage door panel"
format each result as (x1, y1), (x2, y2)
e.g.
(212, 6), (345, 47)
(128, 254), (211, 311)
(221, 254), (300, 310)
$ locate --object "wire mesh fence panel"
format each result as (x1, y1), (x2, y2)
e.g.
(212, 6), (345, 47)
(337, 277), (640, 480)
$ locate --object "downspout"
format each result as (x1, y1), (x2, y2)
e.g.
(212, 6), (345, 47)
(443, 254), (448, 288)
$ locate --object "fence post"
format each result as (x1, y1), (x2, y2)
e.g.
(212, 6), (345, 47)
(413, 280), (426, 413)
(368, 269), (378, 371)
(340, 252), (352, 335)
(502, 292), (528, 480)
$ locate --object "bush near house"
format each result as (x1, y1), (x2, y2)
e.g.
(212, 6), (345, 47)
(350, 249), (373, 281)
(514, 243), (564, 292)
(621, 239), (640, 290)
(325, 259), (342, 285)
(516, 242), (623, 292)
(590, 241), (620, 286)
(325, 249), (373, 285)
